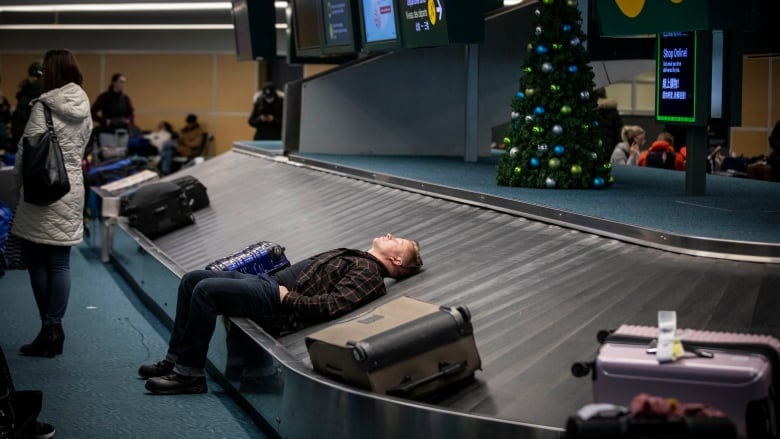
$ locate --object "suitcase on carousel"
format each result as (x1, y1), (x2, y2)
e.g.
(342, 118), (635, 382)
(204, 241), (290, 275)
(171, 175), (210, 211)
(305, 296), (482, 401)
(121, 181), (194, 239)
(581, 324), (780, 439)
(86, 156), (148, 186)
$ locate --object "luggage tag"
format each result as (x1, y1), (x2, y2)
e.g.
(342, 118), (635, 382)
(651, 312), (714, 362)
(656, 310), (679, 363)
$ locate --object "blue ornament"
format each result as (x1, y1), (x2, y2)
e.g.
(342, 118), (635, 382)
(554, 144), (565, 156)
(568, 65), (578, 73)
(534, 106), (545, 116)
(516, 91), (525, 99)
(593, 177), (605, 188)
(563, 24), (572, 32)
(592, 120), (599, 127)
(530, 157), (540, 168)
(536, 45), (548, 54)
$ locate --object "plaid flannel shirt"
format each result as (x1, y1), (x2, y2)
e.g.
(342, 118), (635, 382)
(278, 248), (388, 333)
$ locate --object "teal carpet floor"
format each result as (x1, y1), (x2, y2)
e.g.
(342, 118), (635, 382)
(0, 243), (268, 439)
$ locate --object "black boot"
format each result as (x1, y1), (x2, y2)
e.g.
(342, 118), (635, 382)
(20, 324), (64, 358)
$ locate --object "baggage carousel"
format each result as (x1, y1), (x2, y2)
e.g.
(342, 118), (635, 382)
(107, 147), (780, 438)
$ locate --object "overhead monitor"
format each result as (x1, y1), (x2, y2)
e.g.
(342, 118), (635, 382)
(292, 0), (325, 57)
(358, 0), (401, 52)
(320, 0), (361, 55)
(231, 0), (277, 61)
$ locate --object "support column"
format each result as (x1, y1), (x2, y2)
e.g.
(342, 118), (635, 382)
(464, 44), (479, 162)
(685, 125), (707, 195)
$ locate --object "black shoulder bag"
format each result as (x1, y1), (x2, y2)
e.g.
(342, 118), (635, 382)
(21, 103), (70, 206)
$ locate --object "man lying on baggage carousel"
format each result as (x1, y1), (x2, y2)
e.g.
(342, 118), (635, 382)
(138, 233), (423, 395)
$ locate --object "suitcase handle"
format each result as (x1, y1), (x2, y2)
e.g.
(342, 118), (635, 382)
(386, 361), (467, 397)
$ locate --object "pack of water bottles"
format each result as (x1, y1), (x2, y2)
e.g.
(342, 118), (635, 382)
(204, 241), (290, 275)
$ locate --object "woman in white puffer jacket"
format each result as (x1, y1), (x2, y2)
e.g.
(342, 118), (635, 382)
(11, 49), (93, 358)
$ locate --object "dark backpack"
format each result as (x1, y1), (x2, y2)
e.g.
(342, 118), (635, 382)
(0, 346), (45, 439)
(645, 150), (676, 169)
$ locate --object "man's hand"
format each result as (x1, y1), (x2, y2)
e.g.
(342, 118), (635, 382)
(279, 286), (289, 302)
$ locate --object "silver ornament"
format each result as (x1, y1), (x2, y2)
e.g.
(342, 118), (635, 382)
(541, 62), (553, 73)
(509, 147), (520, 158)
(525, 115), (534, 122)
(537, 143), (549, 152)
(590, 152), (598, 160)
(552, 124), (563, 135)
(570, 37), (581, 46)
(579, 91), (590, 100)
(535, 26), (543, 36)
(545, 177), (556, 188)
(511, 111), (519, 119)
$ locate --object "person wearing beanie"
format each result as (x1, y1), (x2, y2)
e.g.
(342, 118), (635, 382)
(248, 82), (284, 141)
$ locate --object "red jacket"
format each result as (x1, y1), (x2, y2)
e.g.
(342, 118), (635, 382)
(637, 140), (685, 171)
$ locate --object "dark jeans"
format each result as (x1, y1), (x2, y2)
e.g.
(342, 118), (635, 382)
(169, 270), (285, 372)
(21, 240), (71, 326)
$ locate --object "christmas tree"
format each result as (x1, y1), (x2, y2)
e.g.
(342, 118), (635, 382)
(496, 0), (613, 189)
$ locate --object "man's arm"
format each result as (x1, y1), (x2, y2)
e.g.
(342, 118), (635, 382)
(281, 266), (385, 320)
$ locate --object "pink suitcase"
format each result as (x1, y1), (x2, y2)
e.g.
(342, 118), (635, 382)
(588, 325), (780, 439)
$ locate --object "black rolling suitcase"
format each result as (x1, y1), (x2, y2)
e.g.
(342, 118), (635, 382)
(171, 175), (210, 211)
(305, 296), (482, 400)
(121, 181), (194, 239)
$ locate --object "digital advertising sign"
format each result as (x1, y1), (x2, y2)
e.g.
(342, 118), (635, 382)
(656, 31), (701, 124)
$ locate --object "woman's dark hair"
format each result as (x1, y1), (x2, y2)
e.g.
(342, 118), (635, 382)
(42, 49), (83, 93)
(162, 121), (174, 134)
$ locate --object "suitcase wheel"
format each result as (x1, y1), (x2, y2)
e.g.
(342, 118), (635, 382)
(455, 306), (471, 322)
(596, 329), (613, 344)
(570, 361), (593, 378)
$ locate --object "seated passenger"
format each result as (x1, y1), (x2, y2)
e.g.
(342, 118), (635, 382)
(637, 132), (685, 171)
(160, 113), (204, 175)
(138, 233), (423, 395)
(143, 121), (177, 154)
(610, 125), (646, 166)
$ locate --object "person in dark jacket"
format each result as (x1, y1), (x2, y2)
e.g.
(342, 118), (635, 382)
(91, 73), (135, 133)
(595, 87), (624, 159)
(138, 233), (423, 395)
(248, 82), (284, 140)
(768, 120), (780, 182)
(9, 62), (44, 152)
(0, 75), (12, 151)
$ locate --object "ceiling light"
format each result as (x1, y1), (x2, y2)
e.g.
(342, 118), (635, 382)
(0, 24), (235, 30)
(0, 3), (231, 13)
